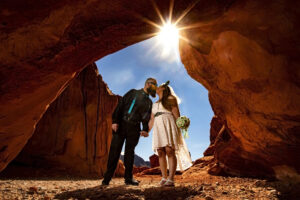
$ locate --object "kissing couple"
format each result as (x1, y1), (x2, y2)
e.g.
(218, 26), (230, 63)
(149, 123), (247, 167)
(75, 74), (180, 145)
(102, 78), (192, 187)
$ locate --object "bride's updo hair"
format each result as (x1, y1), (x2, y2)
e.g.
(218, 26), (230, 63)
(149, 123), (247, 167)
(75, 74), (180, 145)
(160, 82), (178, 111)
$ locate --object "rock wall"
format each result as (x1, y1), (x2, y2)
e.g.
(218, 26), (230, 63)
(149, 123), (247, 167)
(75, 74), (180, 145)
(203, 116), (224, 156)
(11, 63), (118, 177)
(180, 0), (300, 179)
(0, 0), (167, 172)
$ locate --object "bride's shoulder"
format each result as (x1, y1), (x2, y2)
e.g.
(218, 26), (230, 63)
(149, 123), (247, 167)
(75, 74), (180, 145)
(167, 95), (177, 106)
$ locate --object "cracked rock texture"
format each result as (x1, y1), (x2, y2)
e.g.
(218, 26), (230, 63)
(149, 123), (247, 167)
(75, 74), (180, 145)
(9, 63), (119, 177)
(180, 0), (300, 179)
(0, 0), (162, 173)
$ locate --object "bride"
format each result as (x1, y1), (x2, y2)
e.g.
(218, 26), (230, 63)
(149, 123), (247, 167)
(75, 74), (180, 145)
(148, 81), (192, 187)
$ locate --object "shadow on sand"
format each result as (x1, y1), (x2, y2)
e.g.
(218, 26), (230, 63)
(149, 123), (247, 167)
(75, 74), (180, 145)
(0, 163), (102, 181)
(54, 184), (203, 200)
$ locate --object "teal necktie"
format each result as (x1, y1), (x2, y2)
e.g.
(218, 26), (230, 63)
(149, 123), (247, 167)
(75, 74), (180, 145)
(128, 97), (136, 114)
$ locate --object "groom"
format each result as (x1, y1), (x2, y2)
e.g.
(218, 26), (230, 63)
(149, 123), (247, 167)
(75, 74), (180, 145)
(102, 78), (157, 186)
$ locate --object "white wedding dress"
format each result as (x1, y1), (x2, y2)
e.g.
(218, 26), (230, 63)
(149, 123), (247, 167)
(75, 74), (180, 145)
(152, 101), (193, 171)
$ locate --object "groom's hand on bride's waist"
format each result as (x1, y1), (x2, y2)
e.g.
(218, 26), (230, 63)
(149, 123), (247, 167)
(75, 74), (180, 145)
(140, 131), (149, 137)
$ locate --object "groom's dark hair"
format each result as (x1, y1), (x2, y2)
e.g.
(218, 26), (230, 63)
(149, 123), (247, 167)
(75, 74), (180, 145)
(145, 77), (157, 86)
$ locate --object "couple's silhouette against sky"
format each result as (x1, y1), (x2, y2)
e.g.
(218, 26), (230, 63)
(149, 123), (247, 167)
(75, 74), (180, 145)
(97, 36), (213, 162)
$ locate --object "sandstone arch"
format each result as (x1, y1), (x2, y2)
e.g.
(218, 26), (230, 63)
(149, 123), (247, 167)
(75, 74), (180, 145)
(0, 0), (299, 180)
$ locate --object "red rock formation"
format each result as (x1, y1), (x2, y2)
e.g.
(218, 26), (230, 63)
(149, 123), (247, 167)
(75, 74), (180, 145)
(136, 166), (183, 176)
(115, 160), (125, 177)
(133, 166), (150, 175)
(180, 0), (300, 179)
(182, 156), (215, 179)
(149, 154), (159, 168)
(136, 167), (162, 176)
(0, 0), (167, 172)
(0, 0), (299, 180)
(203, 116), (224, 156)
(8, 63), (119, 177)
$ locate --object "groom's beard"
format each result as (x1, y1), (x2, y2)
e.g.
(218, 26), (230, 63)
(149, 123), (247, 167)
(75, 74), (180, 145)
(147, 88), (156, 98)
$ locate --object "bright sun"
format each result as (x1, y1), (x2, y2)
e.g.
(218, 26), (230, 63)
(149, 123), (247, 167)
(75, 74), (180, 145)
(158, 22), (179, 51)
(156, 21), (180, 61)
(141, 0), (199, 62)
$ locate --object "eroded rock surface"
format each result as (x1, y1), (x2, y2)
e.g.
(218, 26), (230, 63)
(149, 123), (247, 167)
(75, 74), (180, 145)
(7, 63), (118, 177)
(203, 116), (224, 156)
(0, 0), (167, 172)
(149, 154), (159, 168)
(180, 0), (300, 179)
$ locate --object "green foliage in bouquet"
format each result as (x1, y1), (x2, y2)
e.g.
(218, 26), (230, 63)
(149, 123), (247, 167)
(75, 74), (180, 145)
(176, 116), (190, 139)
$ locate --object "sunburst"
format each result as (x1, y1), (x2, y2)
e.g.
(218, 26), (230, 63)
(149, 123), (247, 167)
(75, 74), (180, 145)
(137, 0), (200, 62)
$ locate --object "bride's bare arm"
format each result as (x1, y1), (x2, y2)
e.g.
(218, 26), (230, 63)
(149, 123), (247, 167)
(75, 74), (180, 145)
(168, 96), (180, 119)
(148, 113), (155, 132)
(171, 105), (180, 120)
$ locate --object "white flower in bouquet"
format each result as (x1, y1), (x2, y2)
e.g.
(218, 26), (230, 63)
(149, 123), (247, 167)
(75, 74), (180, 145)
(176, 116), (190, 138)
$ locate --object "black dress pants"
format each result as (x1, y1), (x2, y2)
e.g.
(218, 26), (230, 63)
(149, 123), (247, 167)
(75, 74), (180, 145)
(103, 121), (140, 182)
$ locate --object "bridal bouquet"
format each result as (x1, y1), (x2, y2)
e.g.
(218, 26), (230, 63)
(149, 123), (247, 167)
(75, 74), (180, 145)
(176, 116), (190, 139)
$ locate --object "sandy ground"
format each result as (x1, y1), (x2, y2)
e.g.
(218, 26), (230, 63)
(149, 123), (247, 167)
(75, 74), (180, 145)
(1, 174), (297, 200)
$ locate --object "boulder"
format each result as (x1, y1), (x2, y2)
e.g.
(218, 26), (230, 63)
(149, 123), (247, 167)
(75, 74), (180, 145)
(115, 160), (125, 177)
(133, 166), (150, 174)
(149, 154), (159, 168)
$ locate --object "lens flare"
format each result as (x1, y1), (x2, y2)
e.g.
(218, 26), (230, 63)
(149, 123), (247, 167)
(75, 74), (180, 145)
(158, 22), (179, 51)
(138, 0), (200, 63)
(156, 21), (180, 62)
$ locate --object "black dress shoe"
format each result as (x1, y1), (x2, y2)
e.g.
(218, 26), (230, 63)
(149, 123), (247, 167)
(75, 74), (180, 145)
(125, 178), (139, 186)
(102, 180), (109, 186)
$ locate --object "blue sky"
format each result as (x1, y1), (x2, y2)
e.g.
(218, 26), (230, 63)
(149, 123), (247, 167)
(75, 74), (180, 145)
(96, 37), (213, 161)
